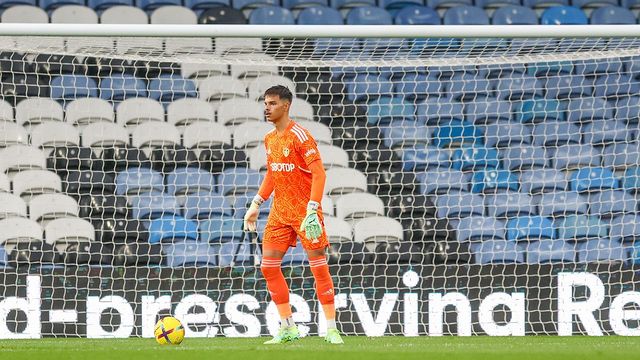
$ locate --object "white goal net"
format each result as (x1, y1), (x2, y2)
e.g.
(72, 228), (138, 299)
(0, 25), (639, 338)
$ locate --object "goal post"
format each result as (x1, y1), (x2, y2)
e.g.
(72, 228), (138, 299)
(0, 24), (639, 338)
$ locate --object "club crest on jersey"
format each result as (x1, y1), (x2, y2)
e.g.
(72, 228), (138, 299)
(283, 148), (289, 157)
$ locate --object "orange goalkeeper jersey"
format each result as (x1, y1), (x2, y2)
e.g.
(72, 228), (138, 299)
(264, 121), (322, 225)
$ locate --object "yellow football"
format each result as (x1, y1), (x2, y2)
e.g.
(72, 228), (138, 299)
(154, 316), (185, 345)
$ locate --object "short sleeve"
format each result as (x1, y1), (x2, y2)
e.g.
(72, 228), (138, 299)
(295, 129), (321, 167)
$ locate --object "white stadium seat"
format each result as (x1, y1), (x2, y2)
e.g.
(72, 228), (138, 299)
(12, 170), (62, 201)
(0, 145), (47, 178)
(100, 6), (148, 24)
(29, 193), (79, 226)
(198, 76), (247, 102)
(216, 98), (264, 125)
(231, 121), (272, 149)
(335, 192), (385, 223)
(51, 5), (98, 24)
(167, 98), (215, 127)
(81, 122), (129, 148)
(0, 193), (28, 220)
(182, 122), (231, 148)
(116, 98), (165, 130)
(0, 217), (42, 253)
(30, 122), (80, 150)
(325, 168), (368, 196)
(65, 98), (115, 126)
(131, 122), (180, 149)
(44, 217), (95, 252)
(248, 75), (296, 101)
(15, 98), (64, 130)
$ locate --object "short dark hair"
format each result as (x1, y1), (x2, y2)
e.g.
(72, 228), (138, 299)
(264, 85), (293, 103)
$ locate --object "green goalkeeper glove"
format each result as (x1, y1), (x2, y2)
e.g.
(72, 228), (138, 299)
(300, 201), (322, 241)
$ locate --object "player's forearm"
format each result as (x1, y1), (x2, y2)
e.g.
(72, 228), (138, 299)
(308, 160), (326, 204)
(258, 169), (275, 200)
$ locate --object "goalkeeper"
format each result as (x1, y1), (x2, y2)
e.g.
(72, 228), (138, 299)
(243, 85), (343, 345)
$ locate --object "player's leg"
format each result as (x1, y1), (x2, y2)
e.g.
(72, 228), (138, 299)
(261, 223), (300, 344)
(298, 220), (344, 344)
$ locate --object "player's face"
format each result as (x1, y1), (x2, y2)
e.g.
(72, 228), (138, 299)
(264, 95), (289, 123)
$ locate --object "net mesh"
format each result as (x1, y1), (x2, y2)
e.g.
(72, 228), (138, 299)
(0, 33), (639, 338)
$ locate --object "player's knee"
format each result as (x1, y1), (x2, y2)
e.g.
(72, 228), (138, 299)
(260, 263), (282, 280)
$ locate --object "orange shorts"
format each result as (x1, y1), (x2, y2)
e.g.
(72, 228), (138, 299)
(262, 216), (329, 253)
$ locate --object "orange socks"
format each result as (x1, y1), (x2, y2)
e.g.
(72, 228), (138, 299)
(309, 256), (336, 327)
(261, 257), (292, 321)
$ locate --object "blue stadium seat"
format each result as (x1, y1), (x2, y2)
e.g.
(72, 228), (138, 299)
(535, 191), (588, 217)
(367, 96), (415, 125)
(544, 74), (593, 99)
(525, 239), (575, 263)
(582, 120), (631, 145)
(148, 75), (198, 103)
(491, 5), (538, 25)
(609, 214), (640, 243)
(115, 168), (164, 195)
(577, 239), (627, 263)
(485, 191), (536, 218)
(401, 147), (450, 171)
(163, 240), (218, 267)
(283, 0), (329, 9)
(185, 0), (233, 10)
(219, 239), (257, 266)
(166, 167), (217, 196)
(233, 0), (278, 10)
(432, 120), (482, 148)
(249, 5), (295, 23)
(147, 215), (199, 244)
(50, 75), (98, 102)
(621, 0), (640, 10)
(494, 73), (542, 100)
(470, 169), (518, 194)
(347, 74), (393, 103)
(453, 216), (505, 242)
(451, 146), (499, 171)
(130, 192), (181, 220)
(614, 96), (640, 124)
(443, 5), (488, 25)
(219, 167), (262, 196)
(426, 0), (471, 10)
(379, 0), (423, 14)
(41, 0), (85, 11)
(199, 218), (244, 243)
(499, 145), (548, 170)
(555, 214), (608, 241)
(394, 5), (439, 24)
(588, 190), (637, 218)
(99, 74), (147, 101)
(346, 6), (392, 24)
(229, 192), (273, 219)
(622, 166), (640, 194)
(594, 74), (640, 98)
(472, 240), (523, 264)
(88, 0), (134, 11)
(483, 121), (531, 148)
(464, 97), (511, 124)
(572, 0), (618, 10)
(602, 142), (640, 169)
(567, 97), (614, 123)
(540, 6), (587, 25)
(476, 0), (520, 9)
(381, 120), (429, 149)
(297, 6), (343, 24)
(551, 144), (601, 170)
(590, 6), (635, 24)
(506, 216), (555, 241)
(522, 0), (569, 8)
(435, 192), (484, 219)
(447, 73), (492, 102)
(520, 168), (568, 194)
(515, 98), (565, 123)
(419, 169), (472, 194)
(136, 0), (183, 12)
(0, 245), (6, 267)
(416, 98), (465, 125)
(527, 61), (574, 76)
(183, 193), (232, 220)
(394, 72), (440, 101)
(570, 167), (619, 193)
(331, 0), (376, 11)
(575, 59), (624, 75)
(531, 121), (581, 147)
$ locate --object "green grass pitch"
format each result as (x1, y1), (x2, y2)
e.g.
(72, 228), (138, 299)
(0, 337), (637, 360)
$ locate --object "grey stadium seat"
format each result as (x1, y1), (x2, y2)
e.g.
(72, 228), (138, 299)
(318, 145), (349, 169)
(335, 192), (385, 223)
(0, 193), (27, 219)
(15, 98), (64, 130)
(1, 5), (48, 23)
(0, 174), (10, 193)
(81, 122), (129, 148)
(216, 98), (263, 125)
(131, 122), (180, 149)
(30, 122), (80, 150)
(12, 170), (62, 201)
(51, 5), (98, 24)
(100, 6), (148, 24)
(325, 168), (368, 196)
(0, 122), (28, 148)
(182, 122), (231, 148)
(44, 217), (95, 252)
(296, 120), (332, 145)
(167, 98), (215, 127)
(116, 98), (165, 129)
(29, 193), (79, 226)
(0, 217), (42, 253)
(354, 216), (403, 252)
(230, 54), (279, 82)
(0, 100), (13, 122)
(214, 38), (262, 55)
(323, 216), (353, 243)
(65, 98), (115, 126)
(198, 76), (247, 102)
(290, 99), (315, 122)
(248, 146), (268, 172)
(150, 6), (197, 24)
(231, 121), (272, 149)
(182, 63), (228, 79)
(248, 75), (296, 101)
(0, 145), (47, 178)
